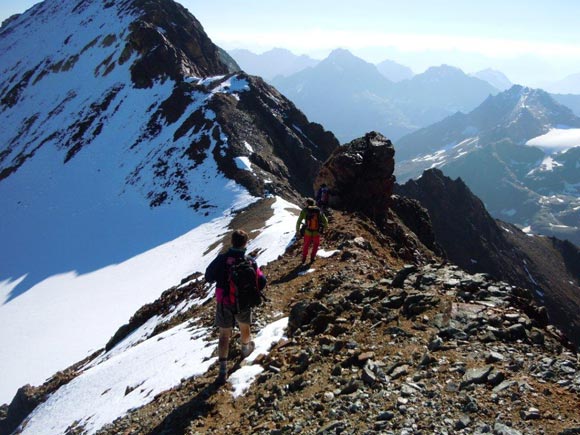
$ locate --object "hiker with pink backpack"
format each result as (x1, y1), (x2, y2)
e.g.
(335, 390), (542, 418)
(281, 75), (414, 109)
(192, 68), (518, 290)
(205, 230), (267, 385)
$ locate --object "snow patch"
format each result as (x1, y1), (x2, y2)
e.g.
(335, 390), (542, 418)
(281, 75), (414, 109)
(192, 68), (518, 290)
(229, 317), (288, 398)
(317, 249), (340, 258)
(235, 156), (253, 172)
(204, 109), (216, 120)
(19, 321), (216, 435)
(244, 141), (254, 153)
(540, 156), (561, 171)
(523, 261), (539, 285)
(549, 223), (572, 229)
(526, 128), (580, 154)
(249, 197), (300, 266)
(213, 76), (250, 95)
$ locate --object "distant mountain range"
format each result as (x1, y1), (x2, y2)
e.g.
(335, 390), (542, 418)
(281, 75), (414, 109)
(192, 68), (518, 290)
(228, 48), (319, 81)
(230, 47), (580, 117)
(471, 68), (513, 91)
(395, 85), (580, 246)
(270, 49), (410, 142)
(228, 47), (414, 83)
(538, 72), (580, 94)
(268, 49), (499, 142)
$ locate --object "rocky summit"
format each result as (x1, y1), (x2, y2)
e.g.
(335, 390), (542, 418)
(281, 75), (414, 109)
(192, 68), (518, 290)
(315, 131), (395, 221)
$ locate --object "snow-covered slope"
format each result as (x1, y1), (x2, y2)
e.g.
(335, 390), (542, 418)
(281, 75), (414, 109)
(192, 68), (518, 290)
(0, 0), (336, 405)
(0, 1), (252, 400)
(12, 197), (298, 435)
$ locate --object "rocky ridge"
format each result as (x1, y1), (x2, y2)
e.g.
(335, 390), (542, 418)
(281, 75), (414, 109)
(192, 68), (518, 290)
(396, 169), (580, 350)
(3, 203), (579, 435)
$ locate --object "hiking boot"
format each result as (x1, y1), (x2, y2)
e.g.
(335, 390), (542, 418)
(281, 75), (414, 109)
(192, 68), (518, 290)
(215, 370), (227, 386)
(241, 341), (255, 359)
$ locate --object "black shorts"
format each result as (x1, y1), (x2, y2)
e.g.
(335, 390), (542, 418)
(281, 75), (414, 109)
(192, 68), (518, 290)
(215, 302), (252, 328)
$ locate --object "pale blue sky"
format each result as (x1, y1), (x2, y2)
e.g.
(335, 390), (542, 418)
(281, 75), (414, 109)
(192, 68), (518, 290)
(3, 0), (580, 85)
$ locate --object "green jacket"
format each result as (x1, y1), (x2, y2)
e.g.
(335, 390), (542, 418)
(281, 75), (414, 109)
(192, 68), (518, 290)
(296, 206), (328, 236)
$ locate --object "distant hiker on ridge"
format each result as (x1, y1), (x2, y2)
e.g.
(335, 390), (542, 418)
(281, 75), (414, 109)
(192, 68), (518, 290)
(205, 230), (267, 385)
(316, 183), (330, 211)
(296, 198), (328, 266)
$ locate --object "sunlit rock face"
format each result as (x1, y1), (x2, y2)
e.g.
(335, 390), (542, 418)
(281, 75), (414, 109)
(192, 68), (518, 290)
(315, 131), (395, 221)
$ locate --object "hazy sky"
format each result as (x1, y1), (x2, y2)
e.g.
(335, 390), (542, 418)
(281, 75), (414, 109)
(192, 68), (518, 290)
(3, 0), (580, 86)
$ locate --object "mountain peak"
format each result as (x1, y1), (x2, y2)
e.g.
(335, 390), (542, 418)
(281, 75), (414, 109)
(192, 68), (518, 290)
(422, 64), (466, 77)
(376, 58), (414, 82)
(0, 0), (338, 405)
(476, 84), (577, 127)
(327, 47), (356, 59)
(264, 47), (294, 56)
(319, 49), (385, 78)
(472, 68), (513, 91)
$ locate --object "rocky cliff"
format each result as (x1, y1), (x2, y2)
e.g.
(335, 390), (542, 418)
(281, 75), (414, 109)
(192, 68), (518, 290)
(396, 169), (580, 350)
(315, 131), (395, 221)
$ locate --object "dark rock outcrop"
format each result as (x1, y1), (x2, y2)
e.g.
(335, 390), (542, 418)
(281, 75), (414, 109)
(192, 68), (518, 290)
(125, 0), (238, 88)
(211, 74), (338, 200)
(396, 168), (580, 349)
(0, 386), (40, 435)
(390, 194), (443, 255)
(395, 169), (514, 278)
(315, 131), (395, 220)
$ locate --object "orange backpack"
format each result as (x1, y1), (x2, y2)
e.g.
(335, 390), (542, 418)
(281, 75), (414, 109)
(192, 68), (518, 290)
(306, 206), (320, 231)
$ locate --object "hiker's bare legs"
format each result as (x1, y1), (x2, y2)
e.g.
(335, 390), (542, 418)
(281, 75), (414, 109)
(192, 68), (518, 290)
(239, 322), (251, 345)
(218, 327), (232, 360)
(239, 322), (255, 358)
(216, 327), (232, 384)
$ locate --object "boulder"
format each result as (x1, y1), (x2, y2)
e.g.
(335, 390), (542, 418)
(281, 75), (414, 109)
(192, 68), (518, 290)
(315, 131), (395, 221)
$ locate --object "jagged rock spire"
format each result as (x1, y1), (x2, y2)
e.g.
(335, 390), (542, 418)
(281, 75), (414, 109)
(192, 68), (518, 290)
(315, 131), (395, 220)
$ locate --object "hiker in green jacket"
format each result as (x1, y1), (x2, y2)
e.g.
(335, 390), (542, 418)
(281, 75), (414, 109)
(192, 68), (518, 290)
(296, 198), (328, 265)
